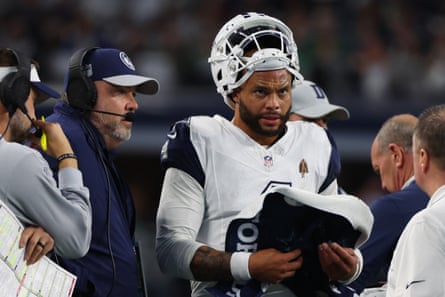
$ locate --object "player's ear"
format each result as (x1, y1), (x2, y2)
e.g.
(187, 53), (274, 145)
(231, 90), (240, 104)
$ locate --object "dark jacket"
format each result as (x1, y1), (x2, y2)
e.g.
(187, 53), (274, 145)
(45, 102), (137, 297)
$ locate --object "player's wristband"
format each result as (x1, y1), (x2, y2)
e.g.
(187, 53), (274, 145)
(230, 252), (252, 281)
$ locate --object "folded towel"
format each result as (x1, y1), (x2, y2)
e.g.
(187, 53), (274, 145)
(207, 186), (374, 297)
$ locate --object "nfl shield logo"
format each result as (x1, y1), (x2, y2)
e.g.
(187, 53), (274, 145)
(264, 155), (273, 167)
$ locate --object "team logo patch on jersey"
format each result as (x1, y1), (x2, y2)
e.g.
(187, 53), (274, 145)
(264, 155), (273, 167)
(299, 159), (308, 177)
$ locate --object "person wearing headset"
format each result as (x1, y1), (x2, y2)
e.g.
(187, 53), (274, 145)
(42, 47), (159, 297)
(0, 47), (91, 264)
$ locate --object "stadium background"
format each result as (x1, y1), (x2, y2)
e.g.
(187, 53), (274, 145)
(2, 0), (444, 295)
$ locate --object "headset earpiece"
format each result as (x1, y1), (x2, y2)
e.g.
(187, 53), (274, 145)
(0, 49), (31, 116)
(66, 47), (99, 110)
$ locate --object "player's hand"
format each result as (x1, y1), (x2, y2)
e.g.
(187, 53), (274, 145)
(249, 248), (303, 284)
(20, 226), (54, 265)
(318, 242), (357, 281)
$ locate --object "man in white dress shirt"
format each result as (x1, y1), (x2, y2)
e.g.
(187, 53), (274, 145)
(386, 104), (445, 296)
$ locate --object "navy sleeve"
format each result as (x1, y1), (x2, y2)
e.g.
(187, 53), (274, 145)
(318, 129), (341, 193)
(160, 118), (205, 187)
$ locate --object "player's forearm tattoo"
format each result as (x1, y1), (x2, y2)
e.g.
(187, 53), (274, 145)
(190, 246), (232, 281)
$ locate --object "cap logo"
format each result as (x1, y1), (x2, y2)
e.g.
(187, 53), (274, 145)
(309, 84), (327, 100)
(119, 51), (135, 71)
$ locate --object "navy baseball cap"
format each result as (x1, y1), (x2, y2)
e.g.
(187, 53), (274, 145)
(30, 64), (61, 102)
(85, 48), (159, 95)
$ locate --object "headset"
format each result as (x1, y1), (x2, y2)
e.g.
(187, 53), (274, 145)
(65, 47), (137, 122)
(66, 47), (99, 110)
(0, 48), (32, 116)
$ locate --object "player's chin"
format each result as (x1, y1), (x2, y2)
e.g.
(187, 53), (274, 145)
(260, 125), (282, 137)
(261, 121), (283, 133)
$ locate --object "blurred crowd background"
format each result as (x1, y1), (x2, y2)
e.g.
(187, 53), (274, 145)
(4, 0), (445, 103)
(2, 0), (445, 296)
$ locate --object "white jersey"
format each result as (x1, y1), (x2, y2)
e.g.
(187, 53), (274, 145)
(156, 115), (340, 296)
(386, 185), (445, 297)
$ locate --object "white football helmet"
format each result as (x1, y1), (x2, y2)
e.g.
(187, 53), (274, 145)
(208, 12), (304, 109)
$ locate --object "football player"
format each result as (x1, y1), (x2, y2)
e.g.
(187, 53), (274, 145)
(156, 12), (365, 297)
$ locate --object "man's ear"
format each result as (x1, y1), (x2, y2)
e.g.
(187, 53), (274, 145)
(389, 143), (404, 168)
(419, 148), (429, 173)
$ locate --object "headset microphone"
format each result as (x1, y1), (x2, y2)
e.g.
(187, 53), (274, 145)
(123, 112), (135, 122)
(87, 109), (136, 122)
(122, 112), (135, 122)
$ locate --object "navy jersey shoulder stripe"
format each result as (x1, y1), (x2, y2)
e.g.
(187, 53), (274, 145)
(319, 129), (341, 193)
(160, 118), (205, 187)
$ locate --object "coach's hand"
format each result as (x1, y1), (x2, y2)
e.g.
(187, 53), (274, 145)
(20, 226), (54, 265)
